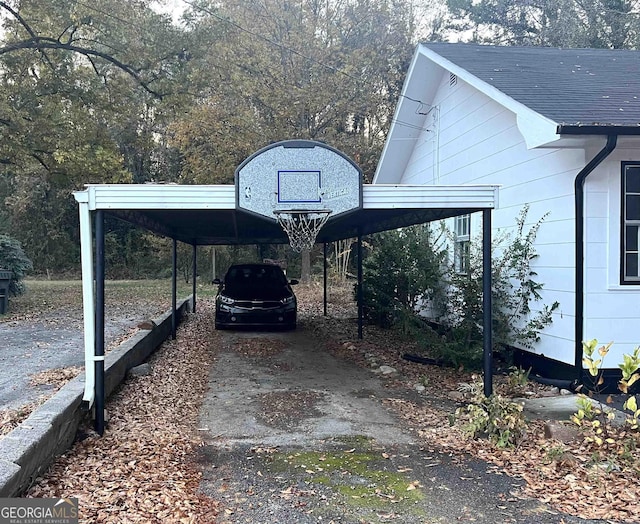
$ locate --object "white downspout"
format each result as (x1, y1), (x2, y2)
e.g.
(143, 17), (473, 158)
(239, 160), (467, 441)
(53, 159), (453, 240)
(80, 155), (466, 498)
(75, 192), (96, 407)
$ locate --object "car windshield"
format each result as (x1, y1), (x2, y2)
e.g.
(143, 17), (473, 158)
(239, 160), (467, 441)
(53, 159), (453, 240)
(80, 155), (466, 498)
(225, 266), (287, 290)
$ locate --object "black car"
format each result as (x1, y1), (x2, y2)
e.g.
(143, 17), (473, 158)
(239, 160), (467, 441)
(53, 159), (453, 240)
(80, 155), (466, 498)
(213, 263), (298, 330)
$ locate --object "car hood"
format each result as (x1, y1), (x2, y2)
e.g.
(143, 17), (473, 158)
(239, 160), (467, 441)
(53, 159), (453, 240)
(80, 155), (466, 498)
(221, 285), (294, 301)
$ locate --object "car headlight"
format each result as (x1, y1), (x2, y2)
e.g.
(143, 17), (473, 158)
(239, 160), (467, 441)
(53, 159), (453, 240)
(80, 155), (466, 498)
(220, 295), (235, 305)
(281, 296), (295, 305)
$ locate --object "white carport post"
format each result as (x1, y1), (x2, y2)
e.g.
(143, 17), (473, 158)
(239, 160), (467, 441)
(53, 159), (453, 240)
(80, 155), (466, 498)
(75, 193), (96, 409)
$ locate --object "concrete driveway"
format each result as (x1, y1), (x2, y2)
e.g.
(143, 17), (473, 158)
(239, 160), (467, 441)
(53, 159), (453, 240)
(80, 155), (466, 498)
(197, 325), (603, 524)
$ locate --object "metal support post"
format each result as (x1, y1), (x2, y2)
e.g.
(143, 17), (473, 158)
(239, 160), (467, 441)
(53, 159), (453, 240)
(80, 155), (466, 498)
(172, 238), (177, 340)
(483, 209), (493, 397)
(323, 243), (328, 317)
(357, 234), (363, 340)
(192, 244), (197, 314)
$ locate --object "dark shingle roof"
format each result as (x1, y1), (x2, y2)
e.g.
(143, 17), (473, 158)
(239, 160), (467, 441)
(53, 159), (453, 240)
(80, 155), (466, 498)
(423, 43), (640, 127)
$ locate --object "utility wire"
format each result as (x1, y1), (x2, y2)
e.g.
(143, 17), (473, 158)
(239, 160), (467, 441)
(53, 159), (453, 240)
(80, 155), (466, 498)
(74, 0), (139, 29)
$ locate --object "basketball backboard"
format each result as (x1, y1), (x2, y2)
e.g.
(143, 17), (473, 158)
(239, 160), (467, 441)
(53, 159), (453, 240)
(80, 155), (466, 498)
(236, 140), (362, 220)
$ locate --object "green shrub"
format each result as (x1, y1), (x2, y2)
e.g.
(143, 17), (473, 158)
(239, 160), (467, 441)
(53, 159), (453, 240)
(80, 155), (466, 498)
(437, 206), (559, 367)
(359, 206), (558, 370)
(567, 340), (640, 474)
(358, 224), (446, 334)
(0, 234), (33, 296)
(572, 340), (640, 447)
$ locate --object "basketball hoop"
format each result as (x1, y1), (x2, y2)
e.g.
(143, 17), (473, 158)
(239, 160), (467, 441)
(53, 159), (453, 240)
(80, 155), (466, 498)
(274, 209), (332, 253)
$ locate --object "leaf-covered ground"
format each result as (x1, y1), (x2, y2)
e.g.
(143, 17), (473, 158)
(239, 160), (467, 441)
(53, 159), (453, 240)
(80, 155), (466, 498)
(10, 281), (640, 522)
(27, 299), (220, 523)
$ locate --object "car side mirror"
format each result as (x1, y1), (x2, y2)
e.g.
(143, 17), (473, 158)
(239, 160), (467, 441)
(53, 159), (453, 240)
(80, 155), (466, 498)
(213, 278), (222, 285)
(289, 279), (299, 285)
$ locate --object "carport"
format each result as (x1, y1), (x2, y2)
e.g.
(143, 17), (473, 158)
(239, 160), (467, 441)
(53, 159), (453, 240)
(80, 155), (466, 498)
(74, 163), (498, 435)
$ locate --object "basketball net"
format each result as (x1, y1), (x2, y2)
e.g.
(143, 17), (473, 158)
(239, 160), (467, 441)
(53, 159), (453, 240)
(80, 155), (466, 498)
(274, 210), (332, 253)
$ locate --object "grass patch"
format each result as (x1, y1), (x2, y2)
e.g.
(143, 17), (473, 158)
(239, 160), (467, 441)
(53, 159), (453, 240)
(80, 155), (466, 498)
(2, 279), (217, 320)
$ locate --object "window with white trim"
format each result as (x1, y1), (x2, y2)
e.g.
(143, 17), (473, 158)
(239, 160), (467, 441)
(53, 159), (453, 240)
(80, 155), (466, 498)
(454, 214), (470, 274)
(622, 162), (640, 284)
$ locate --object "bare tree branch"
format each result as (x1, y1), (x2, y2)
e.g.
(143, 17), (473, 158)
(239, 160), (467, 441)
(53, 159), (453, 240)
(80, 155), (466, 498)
(0, 37), (164, 98)
(0, 1), (56, 70)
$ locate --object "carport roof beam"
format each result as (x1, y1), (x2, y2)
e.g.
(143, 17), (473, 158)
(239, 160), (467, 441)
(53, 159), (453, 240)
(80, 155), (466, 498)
(73, 184), (498, 246)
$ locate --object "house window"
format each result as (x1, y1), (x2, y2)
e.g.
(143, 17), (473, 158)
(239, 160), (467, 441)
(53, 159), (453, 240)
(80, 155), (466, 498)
(622, 162), (640, 284)
(454, 214), (470, 274)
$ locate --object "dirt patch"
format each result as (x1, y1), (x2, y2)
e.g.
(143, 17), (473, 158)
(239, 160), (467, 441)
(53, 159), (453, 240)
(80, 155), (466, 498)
(256, 390), (326, 429)
(232, 337), (288, 358)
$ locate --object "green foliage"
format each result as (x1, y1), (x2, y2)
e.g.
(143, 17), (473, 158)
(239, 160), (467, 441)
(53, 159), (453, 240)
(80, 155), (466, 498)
(618, 346), (640, 430)
(0, 0), (416, 273)
(171, 0), (415, 184)
(618, 346), (640, 395)
(544, 445), (567, 464)
(360, 206), (558, 369)
(434, 206), (558, 368)
(445, 0), (640, 49)
(506, 366), (531, 391)
(359, 224), (446, 333)
(571, 395), (616, 447)
(573, 339), (640, 446)
(0, 0), (193, 273)
(454, 384), (527, 448)
(0, 234), (33, 296)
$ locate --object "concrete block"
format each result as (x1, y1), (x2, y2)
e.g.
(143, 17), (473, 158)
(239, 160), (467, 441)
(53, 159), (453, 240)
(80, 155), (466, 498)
(129, 363), (152, 377)
(0, 460), (21, 498)
(0, 422), (61, 496)
(26, 381), (84, 427)
(1, 422), (55, 466)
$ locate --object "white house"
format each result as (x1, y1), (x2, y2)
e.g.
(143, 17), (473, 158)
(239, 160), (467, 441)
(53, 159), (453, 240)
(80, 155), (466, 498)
(375, 43), (640, 386)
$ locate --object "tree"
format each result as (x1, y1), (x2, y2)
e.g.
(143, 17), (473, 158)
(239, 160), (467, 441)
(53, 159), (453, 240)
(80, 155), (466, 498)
(0, 0), (420, 275)
(171, 0), (416, 273)
(0, 234), (32, 295)
(446, 0), (640, 48)
(0, 0), (198, 272)
(171, 0), (416, 183)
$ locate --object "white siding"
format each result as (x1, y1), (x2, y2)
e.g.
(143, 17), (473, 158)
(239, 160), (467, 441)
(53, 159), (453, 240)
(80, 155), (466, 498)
(401, 75), (587, 365)
(583, 150), (640, 363)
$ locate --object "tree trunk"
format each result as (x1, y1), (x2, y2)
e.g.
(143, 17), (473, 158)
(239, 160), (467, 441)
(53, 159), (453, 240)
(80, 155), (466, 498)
(301, 248), (311, 283)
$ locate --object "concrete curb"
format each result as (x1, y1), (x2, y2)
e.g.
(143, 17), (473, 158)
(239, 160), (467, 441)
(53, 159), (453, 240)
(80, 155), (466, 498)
(0, 297), (192, 497)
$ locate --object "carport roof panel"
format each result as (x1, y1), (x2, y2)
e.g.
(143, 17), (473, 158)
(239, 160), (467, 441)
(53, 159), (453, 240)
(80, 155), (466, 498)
(74, 184), (498, 244)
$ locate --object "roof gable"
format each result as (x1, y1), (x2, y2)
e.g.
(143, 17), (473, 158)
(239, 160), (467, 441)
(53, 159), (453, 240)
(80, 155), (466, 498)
(423, 43), (640, 127)
(375, 42), (640, 184)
